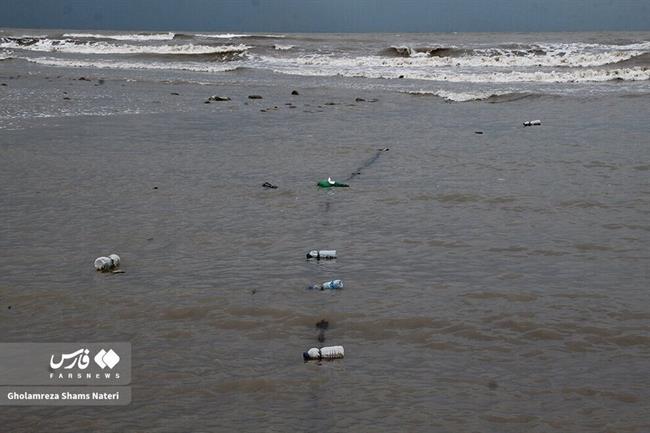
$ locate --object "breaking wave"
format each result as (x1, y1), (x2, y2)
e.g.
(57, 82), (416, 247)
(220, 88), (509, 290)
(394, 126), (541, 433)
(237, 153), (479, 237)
(380, 41), (650, 68)
(254, 54), (650, 83)
(25, 56), (240, 73)
(195, 33), (285, 39)
(0, 39), (250, 56)
(63, 32), (176, 41)
(404, 90), (542, 103)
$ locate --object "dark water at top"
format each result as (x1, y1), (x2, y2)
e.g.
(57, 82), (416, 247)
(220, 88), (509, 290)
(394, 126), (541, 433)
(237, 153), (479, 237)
(1, 30), (649, 432)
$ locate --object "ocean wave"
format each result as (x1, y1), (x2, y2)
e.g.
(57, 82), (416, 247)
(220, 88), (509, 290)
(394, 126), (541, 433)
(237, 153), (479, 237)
(195, 33), (251, 39)
(381, 41), (650, 68)
(254, 54), (650, 82)
(404, 90), (541, 102)
(0, 39), (250, 56)
(274, 44), (294, 51)
(63, 32), (176, 41)
(24, 56), (241, 73)
(195, 33), (285, 39)
(611, 52), (650, 68)
(384, 46), (468, 58)
(260, 59), (650, 83)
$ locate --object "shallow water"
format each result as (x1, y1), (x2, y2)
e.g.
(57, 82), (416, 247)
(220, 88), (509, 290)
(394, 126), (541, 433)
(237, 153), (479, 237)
(1, 31), (650, 432)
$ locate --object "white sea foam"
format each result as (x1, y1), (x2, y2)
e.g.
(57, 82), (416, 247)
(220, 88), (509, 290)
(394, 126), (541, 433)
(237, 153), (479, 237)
(63, 32), (176, 41)
(25, 56), (241, 73)
(0, 39), (250, 55)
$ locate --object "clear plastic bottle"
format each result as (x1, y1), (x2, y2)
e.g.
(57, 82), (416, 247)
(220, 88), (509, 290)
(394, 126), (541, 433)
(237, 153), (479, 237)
(308, 280), (343, 290)
(303, 345), (345, 361)
(306, 250), (337, 259)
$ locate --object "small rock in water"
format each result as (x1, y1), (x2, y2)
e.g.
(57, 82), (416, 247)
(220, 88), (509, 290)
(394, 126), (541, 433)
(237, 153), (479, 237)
(78, 77), (90, 81)
(204, 101), (211, 104)
(398, 75), (404, 79)
(63, 97), (71, 100)
(291, 90), (299, 95)
(1, 83), (7, 86)
(248, 95), (263, 99)
(171, 92), (180, 96)
(325, 102), (336, 106)
(475, 131), (484, 134)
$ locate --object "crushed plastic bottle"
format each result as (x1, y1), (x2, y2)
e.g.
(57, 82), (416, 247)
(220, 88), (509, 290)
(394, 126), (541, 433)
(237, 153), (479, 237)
(306, 250), (337, 260)
(303, 345), (345, 361)
(523, 120), (542, 127)
(308, 280), (343, 290)
(94, 254), (120, 272)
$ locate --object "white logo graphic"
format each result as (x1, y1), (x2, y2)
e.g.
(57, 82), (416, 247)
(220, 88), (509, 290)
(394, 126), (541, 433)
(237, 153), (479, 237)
(94, 349), (120, 369)
(50, 348), (91, 370)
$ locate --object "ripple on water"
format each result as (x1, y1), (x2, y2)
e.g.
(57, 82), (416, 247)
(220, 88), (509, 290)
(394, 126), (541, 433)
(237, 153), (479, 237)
(463, 291), (538, 302)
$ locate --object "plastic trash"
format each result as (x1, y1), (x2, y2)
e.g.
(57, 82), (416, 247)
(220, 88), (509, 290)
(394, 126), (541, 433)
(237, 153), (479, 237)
(94, 254), (120, 272)
(317, 177), (349, 188)
(308, 280), (343, 290)
(306, 250), (337, 260)
(303, 345), (344, 361)
(262, 182), (278, 189)
(523, 120), (542, 127)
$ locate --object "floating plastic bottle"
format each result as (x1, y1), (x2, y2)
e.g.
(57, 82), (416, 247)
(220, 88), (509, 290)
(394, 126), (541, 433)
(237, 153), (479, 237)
(94, 254), (120, 272)
(523, 120), (542, 127)
(317, 177), (349, 188)
(308, 280), (343, 290)
(303, 345), (344, 361)
(306, 250), (337, 260)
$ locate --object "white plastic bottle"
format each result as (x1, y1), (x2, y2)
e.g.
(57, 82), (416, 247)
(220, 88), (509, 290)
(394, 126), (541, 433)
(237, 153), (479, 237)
(523, 120), (542, 127)
(303, 345), (345, 361)
(306, 250), (337, 259)
(308, 280), (343, 290)
(94, 254), (120, 272)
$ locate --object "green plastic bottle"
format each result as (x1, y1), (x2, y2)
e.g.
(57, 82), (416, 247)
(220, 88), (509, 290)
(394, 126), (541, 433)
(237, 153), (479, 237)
(317, 177), (349, 188)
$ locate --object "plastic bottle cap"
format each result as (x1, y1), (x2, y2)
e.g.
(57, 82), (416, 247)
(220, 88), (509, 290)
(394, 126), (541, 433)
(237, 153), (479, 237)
(327, 177), (335, 185)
